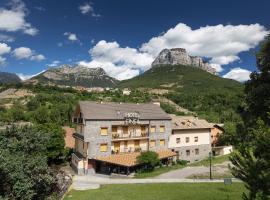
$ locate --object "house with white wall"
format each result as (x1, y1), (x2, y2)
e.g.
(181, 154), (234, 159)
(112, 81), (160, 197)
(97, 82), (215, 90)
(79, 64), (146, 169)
(169, 115), (212, 162)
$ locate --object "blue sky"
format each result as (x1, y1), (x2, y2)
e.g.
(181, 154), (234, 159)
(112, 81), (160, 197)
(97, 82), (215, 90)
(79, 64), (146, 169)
(0, 0), (269, 81)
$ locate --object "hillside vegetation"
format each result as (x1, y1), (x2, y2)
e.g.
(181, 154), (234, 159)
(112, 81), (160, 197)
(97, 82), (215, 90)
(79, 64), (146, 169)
(119, 65), (244, 123)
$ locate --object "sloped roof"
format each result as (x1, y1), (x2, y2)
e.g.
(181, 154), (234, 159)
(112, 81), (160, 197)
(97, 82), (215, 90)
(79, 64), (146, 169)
(170, 114), (212, 130)
(95, 150), (176, 167)
(77, 101), (171, 120)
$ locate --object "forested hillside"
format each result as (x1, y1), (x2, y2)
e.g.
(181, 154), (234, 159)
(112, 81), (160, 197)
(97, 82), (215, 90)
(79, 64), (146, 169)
(119, 65), (244, 123)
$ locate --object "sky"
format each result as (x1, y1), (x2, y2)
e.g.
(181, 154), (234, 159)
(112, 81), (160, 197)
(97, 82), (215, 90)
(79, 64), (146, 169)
(0, 0), (269, 82)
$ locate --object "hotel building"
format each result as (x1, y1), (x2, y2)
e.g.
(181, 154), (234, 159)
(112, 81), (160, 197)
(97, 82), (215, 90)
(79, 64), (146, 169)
(71, 101), (175, 175)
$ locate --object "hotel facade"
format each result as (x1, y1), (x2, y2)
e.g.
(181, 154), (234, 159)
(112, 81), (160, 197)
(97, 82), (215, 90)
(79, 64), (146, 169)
(71, 101), (175, 175)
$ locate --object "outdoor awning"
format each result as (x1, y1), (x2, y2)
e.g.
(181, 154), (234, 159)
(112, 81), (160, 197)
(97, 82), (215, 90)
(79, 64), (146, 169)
(94, 150), (176, 167)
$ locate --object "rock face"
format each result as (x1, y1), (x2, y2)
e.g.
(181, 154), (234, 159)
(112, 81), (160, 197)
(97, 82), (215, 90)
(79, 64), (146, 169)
(0, 72), (21, 84)
(30, 65), (119, 87)
(152, 48), (216, 74)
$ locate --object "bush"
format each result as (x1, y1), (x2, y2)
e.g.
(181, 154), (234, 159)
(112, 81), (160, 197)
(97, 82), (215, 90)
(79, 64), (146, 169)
(137, 151), (159, 171)
(177, 160), (188, 166)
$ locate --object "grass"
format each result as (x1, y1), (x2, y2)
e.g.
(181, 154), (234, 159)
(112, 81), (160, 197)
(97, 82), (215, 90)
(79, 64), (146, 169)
(64, 183), (246, 200)
(134, 164), (186, 178)
(189, 154), (230, 167)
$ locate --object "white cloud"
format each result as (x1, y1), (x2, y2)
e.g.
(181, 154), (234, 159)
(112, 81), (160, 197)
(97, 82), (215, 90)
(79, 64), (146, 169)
(64, 32), (78, 41)
(13, 47), (32, 59)
(78, 40), (153, 80)
(30, 54), (45, 61)
(78, 2), (101, 17)
(0, 0), (38, 35)
(47, 60), (60, 67)
(79, 23), (268, 80)
(12, 47), (45, 61)
(17, 69), (46, 81)
(0, 56), (6, 66)
(0, 34), (15, 42)
(223, 67), (252, 82)
(0, 43), (11, 55)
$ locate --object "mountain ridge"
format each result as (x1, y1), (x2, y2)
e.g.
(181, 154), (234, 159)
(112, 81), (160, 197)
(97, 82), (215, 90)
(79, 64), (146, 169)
(0, 72), (21, 84)
(29, 64), (119, 87)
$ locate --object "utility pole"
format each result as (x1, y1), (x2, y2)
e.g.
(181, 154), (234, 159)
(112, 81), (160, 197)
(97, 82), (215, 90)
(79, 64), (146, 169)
(209, 151), (212, 180)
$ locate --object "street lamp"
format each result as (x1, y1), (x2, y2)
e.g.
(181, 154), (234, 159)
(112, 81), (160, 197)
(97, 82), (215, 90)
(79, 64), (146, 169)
(209, 151), (212, 180)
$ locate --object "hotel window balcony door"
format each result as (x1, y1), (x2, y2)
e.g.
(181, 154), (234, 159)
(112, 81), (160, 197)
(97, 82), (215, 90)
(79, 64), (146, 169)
(150, 140), (156, 148)
(150, 126), (156, 133)
(159, 125), (165, 133)
(134, 140), (140, 152)
(113, 142), (120, 154)
(160, 139), (165, 146)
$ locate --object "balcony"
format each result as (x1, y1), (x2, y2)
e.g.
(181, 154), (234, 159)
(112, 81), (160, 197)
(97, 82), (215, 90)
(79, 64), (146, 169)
(111, 147), (144, 154)
(111, 131), (148, 141)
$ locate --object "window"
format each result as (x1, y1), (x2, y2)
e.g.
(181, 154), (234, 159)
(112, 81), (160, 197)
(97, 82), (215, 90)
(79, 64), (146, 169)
(100, 127), (108, 136)
(150, 140), (156, 147)
(112, 126), (117, 133)
(195, 148), (199, 155)
(150, 126), (156, 133)
(186, 150), (190, 156)
(194, 136), (198, 142)
(176, 138), (181, 144)
(134, 140), (140, 148)
(159, 125), (165, 133)
(160, 139), (165, 146)
(123, 126), (128, 134)
(185, 137), (190, 143)
(100, 143), (108, 152)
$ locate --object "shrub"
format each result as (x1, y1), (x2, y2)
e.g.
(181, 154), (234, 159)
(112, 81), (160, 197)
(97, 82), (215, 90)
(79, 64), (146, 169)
(137, 151), (159, 171)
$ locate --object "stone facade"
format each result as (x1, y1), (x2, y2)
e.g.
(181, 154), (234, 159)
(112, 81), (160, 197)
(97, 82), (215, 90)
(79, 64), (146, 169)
(172, 144), (211, 163)
(71, 102), (172, 175)
(152, 48), (217, 75)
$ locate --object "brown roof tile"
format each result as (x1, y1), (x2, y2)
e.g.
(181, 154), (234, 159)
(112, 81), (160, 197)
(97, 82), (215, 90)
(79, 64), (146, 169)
(95, 150), (176, 167)
(170, 114), (212, 130)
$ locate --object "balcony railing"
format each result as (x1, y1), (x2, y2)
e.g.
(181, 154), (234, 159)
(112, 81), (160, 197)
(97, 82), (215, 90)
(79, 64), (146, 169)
(111, 147), (145, 154)
(112, 132), (148, 140)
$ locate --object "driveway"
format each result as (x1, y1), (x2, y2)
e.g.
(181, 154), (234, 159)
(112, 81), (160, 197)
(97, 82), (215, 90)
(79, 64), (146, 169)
(156, 161), (231, 179)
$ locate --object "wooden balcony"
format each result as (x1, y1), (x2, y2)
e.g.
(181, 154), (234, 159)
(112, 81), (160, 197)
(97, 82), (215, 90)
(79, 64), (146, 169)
(111, 147), (144, 155)
(111, 131), (148, 141)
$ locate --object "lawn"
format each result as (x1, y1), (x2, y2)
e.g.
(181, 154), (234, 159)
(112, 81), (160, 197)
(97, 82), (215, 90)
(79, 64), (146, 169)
(64, 183), (246, 200)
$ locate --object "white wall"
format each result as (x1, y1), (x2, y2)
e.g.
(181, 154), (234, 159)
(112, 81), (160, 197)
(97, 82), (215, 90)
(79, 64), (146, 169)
(169, 129), (210, 148)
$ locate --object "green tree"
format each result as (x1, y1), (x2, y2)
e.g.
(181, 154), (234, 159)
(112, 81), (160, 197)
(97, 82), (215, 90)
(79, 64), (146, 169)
(230, 35), (270, 200)
(0, 126), (55, 200)
(137, 151), (159, 171)
(35, 123), (65, 164)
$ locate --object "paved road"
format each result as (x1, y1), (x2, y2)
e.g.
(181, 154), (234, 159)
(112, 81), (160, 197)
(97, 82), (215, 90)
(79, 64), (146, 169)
(156, 161), (230, 179)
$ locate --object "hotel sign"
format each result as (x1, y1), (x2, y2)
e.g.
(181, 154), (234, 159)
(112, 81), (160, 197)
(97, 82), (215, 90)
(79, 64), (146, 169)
(124, 112), (140, 124)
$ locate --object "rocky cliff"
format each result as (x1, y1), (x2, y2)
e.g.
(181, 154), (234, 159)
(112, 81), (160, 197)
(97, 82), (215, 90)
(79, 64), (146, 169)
(152, 48), (216, 74)
(0, 72), (21, 84)
(30, 65), (119, 87)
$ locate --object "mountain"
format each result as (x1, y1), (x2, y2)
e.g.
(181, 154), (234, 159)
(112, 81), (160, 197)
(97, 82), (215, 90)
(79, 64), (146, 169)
(152, 48), (216, 74)
(30, 65), (119, 87)
(0, 72), (21, 84)
(118, 64), (243, 123)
